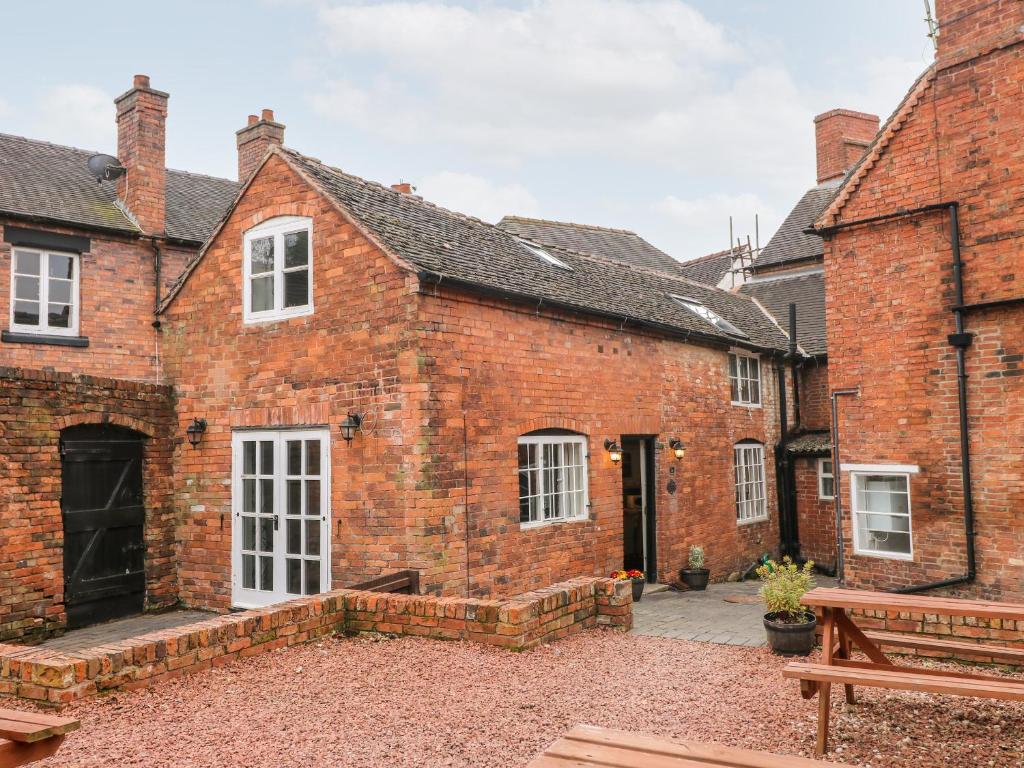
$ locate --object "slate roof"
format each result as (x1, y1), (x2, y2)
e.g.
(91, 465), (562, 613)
(497, 215), (682, 272)
(191, 148), (787, 352)
(0, 132), (240, 243)
(739, 271), (827, 356)
(678, 246), (746, 286)
(752, 179), (841, 270)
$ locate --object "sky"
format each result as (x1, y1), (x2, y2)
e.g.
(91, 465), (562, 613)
(1, 1), (933, 262)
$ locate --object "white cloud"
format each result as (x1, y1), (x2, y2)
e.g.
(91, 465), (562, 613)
(657, 192), (779, 261)
(417, 171), (540, 224)
(34, 85), (115, 151)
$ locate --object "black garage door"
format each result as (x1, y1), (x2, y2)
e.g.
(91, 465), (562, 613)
(61, 425), (146, 629)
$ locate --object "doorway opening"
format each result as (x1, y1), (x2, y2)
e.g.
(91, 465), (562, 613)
(621, 436), (657, 581)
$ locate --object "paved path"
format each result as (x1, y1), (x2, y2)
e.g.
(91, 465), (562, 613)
(632, 576), (836, 646)
(37, 610), (215, 652)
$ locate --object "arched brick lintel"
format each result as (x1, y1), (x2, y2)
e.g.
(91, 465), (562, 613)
(56, 412), (156, 438)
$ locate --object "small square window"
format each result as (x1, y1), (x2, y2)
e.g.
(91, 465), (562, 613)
(9, 248), (79, 336)
(728, 352), (761, 406)
(852, 473), (913, 559)
(243, 217), (313, 323)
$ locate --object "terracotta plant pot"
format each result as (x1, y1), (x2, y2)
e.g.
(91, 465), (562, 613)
(763, 611), (817, 655)
(680, 568), (710, 590)
(631, 577), (645, 602)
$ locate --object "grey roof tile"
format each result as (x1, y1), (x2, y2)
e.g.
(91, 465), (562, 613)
(0, 132), (239, 243)
(497, 215), (682, 272)
(285, 150), (789, 352)
(739, 271), (826, 356)
(752, 180), (840, 270)
(785, 431), (831, 455)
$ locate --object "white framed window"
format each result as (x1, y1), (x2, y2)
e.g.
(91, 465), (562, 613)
(9, 248), (79, 336)
(851, 472), (913, 560)
(818, 458), (835, 500)
(518, 433), (589, 526)
(729, 352), (761, 406)
(670, 295), (748, 338)
(734, 441), (767, 523)
(231, 429), (331, 608)
(243, 216), (313, 323)
(516, 238), (572, 270)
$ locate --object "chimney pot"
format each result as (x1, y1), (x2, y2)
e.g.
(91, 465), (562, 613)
(133, 74), (151, 89)
(236, 111), (286, 182)
(813, 108), (880, 184)
(391, 182), (414, 194)
(248, 114), (259, 126)
(261, 108), (275, 122)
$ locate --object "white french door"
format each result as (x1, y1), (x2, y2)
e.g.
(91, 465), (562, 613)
(231, 429), (331, 608)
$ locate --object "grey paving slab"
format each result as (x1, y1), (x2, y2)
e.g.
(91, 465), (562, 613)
(632, 575), (836, 647)
(35, 610), (217, 653)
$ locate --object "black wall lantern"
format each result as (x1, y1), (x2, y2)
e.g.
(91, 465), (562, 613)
(669, 438), (686, 460)
(186, 417), (207, 448)
(340, 412), (363, 443)
(604, 438), (623, 463)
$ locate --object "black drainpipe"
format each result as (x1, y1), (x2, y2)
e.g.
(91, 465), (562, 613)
(817, 202), (977, 593)
(149, 236), (163, 328)
(789, 303), (802, 428)
(775, 353), (793, 557)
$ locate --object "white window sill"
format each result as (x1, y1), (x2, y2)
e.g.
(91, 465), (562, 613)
(520, 516), (589, 531)
(244, 305), (314, 325)
(852, 548), (914, 562)
(737, 515), (769, 526)
(730, 401), (762, 409)
(819, 495), (835, 502)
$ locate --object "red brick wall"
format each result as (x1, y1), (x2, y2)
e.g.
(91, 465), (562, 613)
(0, 221), (195, 382)
(0, 367), (176, 642)
(161, 153), (785, 607)
(794, 457), (836, 568)
(823, 25), (1024, 597)
(798, 361), (830, 431)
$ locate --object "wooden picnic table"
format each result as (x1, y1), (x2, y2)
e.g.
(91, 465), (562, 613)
(527, 724), (838, 767)
(783, 586), (1024, 756)
(0, 708), (79, 768)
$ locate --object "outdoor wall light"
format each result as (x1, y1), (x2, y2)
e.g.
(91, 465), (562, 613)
(604, 439), (623, 464)
(669, 438), (686, 460)
(186, 417), (207, 448)
(340, 412), (363, 443)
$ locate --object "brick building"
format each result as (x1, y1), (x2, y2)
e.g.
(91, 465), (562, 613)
(816, 0), (1024, 598)
(1, 74), (801, 637)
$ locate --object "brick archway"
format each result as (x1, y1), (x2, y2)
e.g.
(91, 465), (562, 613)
(56, 412), (156, 438)
(515, 416), (589, 436)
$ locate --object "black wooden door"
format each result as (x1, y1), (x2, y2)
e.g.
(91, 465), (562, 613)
(61, 426), (146, 629)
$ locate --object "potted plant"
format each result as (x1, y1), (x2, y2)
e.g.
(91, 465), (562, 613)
(680, 545), (710, 590)
(611, 569), (646, 602)
(756, 556), (817, 655)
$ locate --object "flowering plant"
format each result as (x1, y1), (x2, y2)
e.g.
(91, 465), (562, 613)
(756, 556), (815, 623)
(610, 569), (645, 581)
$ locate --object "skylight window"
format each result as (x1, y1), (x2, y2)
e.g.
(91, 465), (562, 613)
(669, 295), (748, 338)
(518, 239), (571, 270)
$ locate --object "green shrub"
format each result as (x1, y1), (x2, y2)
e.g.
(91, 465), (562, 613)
(756, 556), (815, 622)
(687, 545), (705, 570)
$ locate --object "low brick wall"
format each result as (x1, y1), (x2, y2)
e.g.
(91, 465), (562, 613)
(0, 577), (631, 705)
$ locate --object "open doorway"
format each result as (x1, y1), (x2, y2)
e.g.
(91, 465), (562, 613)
(621, 437), (657, 581)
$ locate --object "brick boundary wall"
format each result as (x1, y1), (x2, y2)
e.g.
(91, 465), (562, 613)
(0, 577), (632, 705)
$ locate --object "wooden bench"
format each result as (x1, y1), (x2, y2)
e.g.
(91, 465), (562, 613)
(784, 587), (1024, 756)
(0, 709), (80, 768)
(527, 724), (839, 767)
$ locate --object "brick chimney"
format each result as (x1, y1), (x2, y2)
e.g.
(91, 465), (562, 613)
(391, 182), (414, 194)
(115, 74), (168, 235)
(813, 109), (880, 184)
(935, 0), (1024, 64)
(236, 109), (285, 182)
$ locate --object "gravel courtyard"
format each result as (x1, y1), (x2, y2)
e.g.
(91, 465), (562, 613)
(35, 631), (1024, 768)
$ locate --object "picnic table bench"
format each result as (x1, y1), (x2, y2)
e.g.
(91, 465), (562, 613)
(527, 724), (838, 767)
(783, 587), (1024, 756)
(0, 708), (79, 767)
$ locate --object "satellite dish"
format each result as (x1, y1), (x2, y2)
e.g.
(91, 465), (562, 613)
(87, 154), (126, 183)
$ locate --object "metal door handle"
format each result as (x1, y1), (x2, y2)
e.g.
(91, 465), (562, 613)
(274, 515), (279, 531)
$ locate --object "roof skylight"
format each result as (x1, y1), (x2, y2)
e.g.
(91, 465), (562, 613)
(669, 295), (748, 339)
(518, 239), (572, 270)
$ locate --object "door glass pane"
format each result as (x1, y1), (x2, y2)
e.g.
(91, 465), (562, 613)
(243, 442), (256, 474)
(242, 554), (256, 589)
(305, 519), (320, 556)
(284, 230), (308, 268)
(304, 560), (320, 595)
(287, 479), (302, 515)
(259, 479), (274, 514)
(259, 517), (274, 551)
(250, 236), (274, 274)
(283, 270), (308, 308)
(243, 517), (256, 549)
(259, 441), (274, 474)
(14, 251), (40, 275)
(242, 479), (256, 512)
(305, 440), (320, 475)
(306, 479), (320, 515)
(251, 275), (273, 312)
(14, 276), (39, 300)
(287, 440), (302, 475)
(287, 519), (301, 554)
(13, 300), (39, 326)
(287, 558), (302, 594)
(259, 556), (274, 590)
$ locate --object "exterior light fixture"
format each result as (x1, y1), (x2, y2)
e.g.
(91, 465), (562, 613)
(604, 439), (623, 464)
(669, 438), (686, 460)
(340, 412), (363, 443)
(185, 417), (207, 448)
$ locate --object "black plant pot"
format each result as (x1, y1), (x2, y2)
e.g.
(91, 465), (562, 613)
(680, 568), (710, 591)
(763, 612), (817, 656)
(631, 578), (645, 602)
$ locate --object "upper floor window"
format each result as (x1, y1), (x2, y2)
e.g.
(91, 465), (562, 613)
(243, 216), (313, 323)
(729, 352), (761, 406)
(852, 472), (913, 559)
(518, 432), (589, 526)
(10, 248), (79, 336)
(818, 458), (835, 500)
(734, 440), (767, 524)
